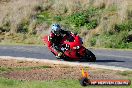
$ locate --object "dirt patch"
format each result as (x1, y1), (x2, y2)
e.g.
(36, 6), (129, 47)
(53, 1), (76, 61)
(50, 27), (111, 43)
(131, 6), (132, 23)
(0, 59), (129, 81)
(3, 68), (81, 81)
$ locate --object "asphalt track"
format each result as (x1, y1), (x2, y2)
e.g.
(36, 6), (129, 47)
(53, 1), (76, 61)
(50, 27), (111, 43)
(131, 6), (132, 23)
(0, 45), (132, 69)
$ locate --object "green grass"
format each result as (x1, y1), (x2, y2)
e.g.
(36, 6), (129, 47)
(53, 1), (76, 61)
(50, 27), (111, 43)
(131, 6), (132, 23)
(0, 67), (13, 73)
(90, 29), (132, 49)
(0, 77), (131, 88)
(117, 71), (132, 76)
(14, 66), (51, 71)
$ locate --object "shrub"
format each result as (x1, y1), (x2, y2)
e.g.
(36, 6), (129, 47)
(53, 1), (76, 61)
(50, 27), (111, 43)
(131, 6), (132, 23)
(34, 5), (44, 12)
(115, 20), (132, 32)
(85, 7), (99, 18)
(68, 12), (87, 27)
(36, 11), (51, 24)
(0, 21), (10, 32)
(90, 37), (96, 46)
(17, 20), (29, 33)
(66, 7), (99, 32)
(53, 16), (62, 22)
(85, 20), (98, 30)
(90, 31), (132, 49)
(126, 34), (132, 43)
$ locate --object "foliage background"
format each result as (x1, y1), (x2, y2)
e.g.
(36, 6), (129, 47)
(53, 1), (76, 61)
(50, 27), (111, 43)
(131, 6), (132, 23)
(0, 0), (132, 48)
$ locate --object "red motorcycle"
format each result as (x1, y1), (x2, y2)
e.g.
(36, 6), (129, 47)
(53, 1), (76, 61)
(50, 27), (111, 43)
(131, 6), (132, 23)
(43, 33), (96, 62)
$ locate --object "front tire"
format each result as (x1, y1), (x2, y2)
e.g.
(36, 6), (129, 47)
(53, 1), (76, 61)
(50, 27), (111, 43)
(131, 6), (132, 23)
(85, 49), (96, 62)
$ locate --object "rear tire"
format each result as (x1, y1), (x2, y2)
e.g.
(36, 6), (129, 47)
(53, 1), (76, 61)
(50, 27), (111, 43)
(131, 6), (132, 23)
(85, 49), (96, 62)
(63, 57), (70, 61)
(63, 56), (75, 61)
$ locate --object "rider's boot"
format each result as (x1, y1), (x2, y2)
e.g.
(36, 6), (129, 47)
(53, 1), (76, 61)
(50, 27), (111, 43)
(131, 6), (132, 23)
(56, 52), (63, 59)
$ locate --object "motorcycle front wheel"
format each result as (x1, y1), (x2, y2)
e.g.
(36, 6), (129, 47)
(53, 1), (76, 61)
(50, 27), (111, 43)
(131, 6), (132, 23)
(85, 49), (96, 62)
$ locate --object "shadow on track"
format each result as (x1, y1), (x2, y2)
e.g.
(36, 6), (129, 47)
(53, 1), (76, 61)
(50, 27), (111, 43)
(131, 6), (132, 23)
(95, 60), (125, 62)
(76, 59), (125, 63)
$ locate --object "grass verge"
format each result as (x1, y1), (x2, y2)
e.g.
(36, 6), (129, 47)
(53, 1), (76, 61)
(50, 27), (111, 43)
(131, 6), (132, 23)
(0, 65), (51, 73)
(0, 77), (132, 88)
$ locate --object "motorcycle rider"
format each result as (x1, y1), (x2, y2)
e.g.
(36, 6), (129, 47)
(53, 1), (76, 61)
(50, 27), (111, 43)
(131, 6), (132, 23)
(48, 23), (71, 58)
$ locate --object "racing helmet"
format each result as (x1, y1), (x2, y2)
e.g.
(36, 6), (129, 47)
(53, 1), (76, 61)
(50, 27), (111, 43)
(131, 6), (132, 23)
(51, 24), (61, 35)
